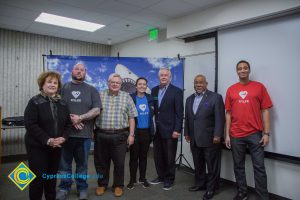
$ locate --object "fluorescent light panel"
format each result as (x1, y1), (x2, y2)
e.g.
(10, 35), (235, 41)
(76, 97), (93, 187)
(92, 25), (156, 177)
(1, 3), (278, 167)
(35, 12), (105, 32)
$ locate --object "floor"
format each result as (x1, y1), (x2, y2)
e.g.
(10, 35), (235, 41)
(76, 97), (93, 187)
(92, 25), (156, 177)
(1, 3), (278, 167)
(0, 149), (290, 200)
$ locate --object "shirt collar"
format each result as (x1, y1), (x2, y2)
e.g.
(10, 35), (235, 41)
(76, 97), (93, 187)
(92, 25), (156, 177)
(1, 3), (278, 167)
(159, 83), (170, 90)
(194, 89), (206, 97)
(108, 89), (119, 96)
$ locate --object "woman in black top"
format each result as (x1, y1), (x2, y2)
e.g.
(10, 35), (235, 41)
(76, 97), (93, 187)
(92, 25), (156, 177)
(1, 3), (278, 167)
(24, 71), (72, 200)
(127, 77), (154, 189)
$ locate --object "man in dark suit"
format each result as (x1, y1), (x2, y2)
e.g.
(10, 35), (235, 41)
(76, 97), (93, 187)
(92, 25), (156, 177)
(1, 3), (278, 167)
(150, 67), (183, 191)
(185, 74), (225, 200)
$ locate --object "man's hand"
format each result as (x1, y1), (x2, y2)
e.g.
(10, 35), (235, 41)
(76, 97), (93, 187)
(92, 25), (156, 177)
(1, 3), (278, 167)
(213, 136), (221, 144)
(127, 135), (134, 146)
(185, 135), (191, 143)
(70, 114), (82, 124)
(260, 134), (269, 147)
(73, 123), (84, 130)
(172, 131), (180, 139)
(70, 114), (84, 130)
(225, 135), (231, 149)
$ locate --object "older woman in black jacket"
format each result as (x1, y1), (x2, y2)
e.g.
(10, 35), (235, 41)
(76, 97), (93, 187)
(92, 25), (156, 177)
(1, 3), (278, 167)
(24, 71), (72, 200)
(127, 77), (154, 190)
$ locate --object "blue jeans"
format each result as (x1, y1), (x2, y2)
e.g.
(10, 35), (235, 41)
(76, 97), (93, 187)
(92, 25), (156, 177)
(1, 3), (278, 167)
(58, 137), (91, 192)
(231, 132), (269, 200)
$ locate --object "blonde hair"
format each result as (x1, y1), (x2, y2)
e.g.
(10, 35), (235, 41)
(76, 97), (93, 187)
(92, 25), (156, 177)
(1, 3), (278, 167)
(108, 73), (122, 83)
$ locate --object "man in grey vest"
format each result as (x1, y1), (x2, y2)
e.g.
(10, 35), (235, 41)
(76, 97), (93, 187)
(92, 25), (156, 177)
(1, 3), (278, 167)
(56, 63), (101, 200)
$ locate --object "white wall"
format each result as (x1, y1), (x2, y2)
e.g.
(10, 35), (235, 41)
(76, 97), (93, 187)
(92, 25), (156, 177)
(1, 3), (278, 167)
(167, 0), (300, 38)
(111, 19), (300, 200)
(111, 30), (214, 58)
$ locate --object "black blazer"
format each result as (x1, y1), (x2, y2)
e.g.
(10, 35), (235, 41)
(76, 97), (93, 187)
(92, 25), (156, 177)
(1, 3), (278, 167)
(184, 90), (225, 147)
(24, 94), (72, 148)
(151, 84), (183, 139)
(130, 93), (155, 137)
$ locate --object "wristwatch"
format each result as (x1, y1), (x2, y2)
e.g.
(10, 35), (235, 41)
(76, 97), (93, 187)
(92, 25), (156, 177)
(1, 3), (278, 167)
(263, 132), (270, 136)
(129, 133), (135, 137)
(47, 138), (52, 146)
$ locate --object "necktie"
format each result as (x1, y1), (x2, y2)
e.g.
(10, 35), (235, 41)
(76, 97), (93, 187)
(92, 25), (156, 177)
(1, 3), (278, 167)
(158, 87), (166, 107)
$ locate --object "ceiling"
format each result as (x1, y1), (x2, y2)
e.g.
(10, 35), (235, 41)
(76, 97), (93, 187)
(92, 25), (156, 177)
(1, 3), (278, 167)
(0, 0), (231, 45)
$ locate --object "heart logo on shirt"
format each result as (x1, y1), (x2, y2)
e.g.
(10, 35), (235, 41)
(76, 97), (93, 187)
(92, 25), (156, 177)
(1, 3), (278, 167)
(72, 91), (81, 99)
(139, 104), (147, 111)
(239, 91), (248, 99)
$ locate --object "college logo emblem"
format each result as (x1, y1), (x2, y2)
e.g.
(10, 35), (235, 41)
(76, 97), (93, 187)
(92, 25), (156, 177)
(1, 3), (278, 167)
(239, 91), (248, 99)
(8, 162), (36, 190)
(72, 91), (81, 99)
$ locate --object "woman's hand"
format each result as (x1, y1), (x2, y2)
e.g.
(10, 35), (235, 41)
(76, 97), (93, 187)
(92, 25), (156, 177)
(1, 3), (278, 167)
(49, 137), (66, 148)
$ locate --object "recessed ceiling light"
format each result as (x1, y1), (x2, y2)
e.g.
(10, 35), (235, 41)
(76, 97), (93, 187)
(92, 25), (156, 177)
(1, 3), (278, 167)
(35, 12), (105, 32)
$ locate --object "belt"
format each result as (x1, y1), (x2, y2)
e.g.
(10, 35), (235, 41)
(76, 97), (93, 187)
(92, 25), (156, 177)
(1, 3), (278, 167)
(97, 128), (129, 134)
(136, 128), (150, 131)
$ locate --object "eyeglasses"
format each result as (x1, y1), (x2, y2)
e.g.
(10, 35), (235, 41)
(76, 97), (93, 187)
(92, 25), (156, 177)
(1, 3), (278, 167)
(110, 81), (121, 85)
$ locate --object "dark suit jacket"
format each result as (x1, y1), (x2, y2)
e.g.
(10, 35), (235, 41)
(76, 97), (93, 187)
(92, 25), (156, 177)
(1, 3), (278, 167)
(184, 90), (225, 147)
(152, 84), (183, 139)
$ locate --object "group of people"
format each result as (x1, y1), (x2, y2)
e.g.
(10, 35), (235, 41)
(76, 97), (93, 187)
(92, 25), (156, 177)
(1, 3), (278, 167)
(24, 60), (273, 200)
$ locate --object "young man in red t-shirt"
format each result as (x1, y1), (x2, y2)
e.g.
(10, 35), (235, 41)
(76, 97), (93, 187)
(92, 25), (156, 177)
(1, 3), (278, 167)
(225, 60), (273, 200)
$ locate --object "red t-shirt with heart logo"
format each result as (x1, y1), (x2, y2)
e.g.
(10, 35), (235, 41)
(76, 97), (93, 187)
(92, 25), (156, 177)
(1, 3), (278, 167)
(225, 81), (273, 138)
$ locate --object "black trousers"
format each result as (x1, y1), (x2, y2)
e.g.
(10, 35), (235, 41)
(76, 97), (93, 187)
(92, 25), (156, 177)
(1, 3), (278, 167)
(153, 132), (178, 184)
(129, 128), (151, 182)
(190, 142), (221, 191)
(94, 130), (128, 188)
(231, 132), (269, 200)
(26, 145), (61, 200)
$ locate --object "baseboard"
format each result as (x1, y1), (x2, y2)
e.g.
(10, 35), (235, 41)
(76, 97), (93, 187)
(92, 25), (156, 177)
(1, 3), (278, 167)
(176, 165), (291, 200)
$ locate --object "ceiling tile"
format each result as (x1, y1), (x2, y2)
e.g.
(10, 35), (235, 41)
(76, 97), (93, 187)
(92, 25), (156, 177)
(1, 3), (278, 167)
(118, 0), (162, 9)
(81, 12), (122, 26)
(92, 0), (143, 18)
(0, 15), (31, 31)
(126, 9), (170, 28)
(108, 19), (152, 34)
(26, 22), (60, 33)
(182, 0), (230, 8)
(0, 3), (40, 20)
(50, 0), (106, 10)
(148, 0), (197, 18)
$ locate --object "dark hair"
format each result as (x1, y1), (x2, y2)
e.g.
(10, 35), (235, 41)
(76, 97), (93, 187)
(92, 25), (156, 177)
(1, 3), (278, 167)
(135, 77), (148, 86)
(37, 71), (62, 91)
(236, 60), (250, 70)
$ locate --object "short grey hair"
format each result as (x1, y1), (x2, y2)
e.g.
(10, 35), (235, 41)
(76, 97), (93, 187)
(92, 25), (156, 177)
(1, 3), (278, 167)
(194, 74), (207, 82)
(108, 73), (122, 83)
(158, 67), (172, 78)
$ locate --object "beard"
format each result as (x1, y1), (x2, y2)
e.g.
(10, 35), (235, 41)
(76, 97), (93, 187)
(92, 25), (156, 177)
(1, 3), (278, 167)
(72, 74), (85, 82)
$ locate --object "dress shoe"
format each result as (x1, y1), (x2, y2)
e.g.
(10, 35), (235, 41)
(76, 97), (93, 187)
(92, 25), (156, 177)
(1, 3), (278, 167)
(188, 186), (206, 192)
(114, 187), (123, 197)
(95, 187), (105, 196)
(233, 191), (248, 200)
(162, 182), (173, 191)
(150, 177), (163, 185)
(203, 190), (215, 200)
